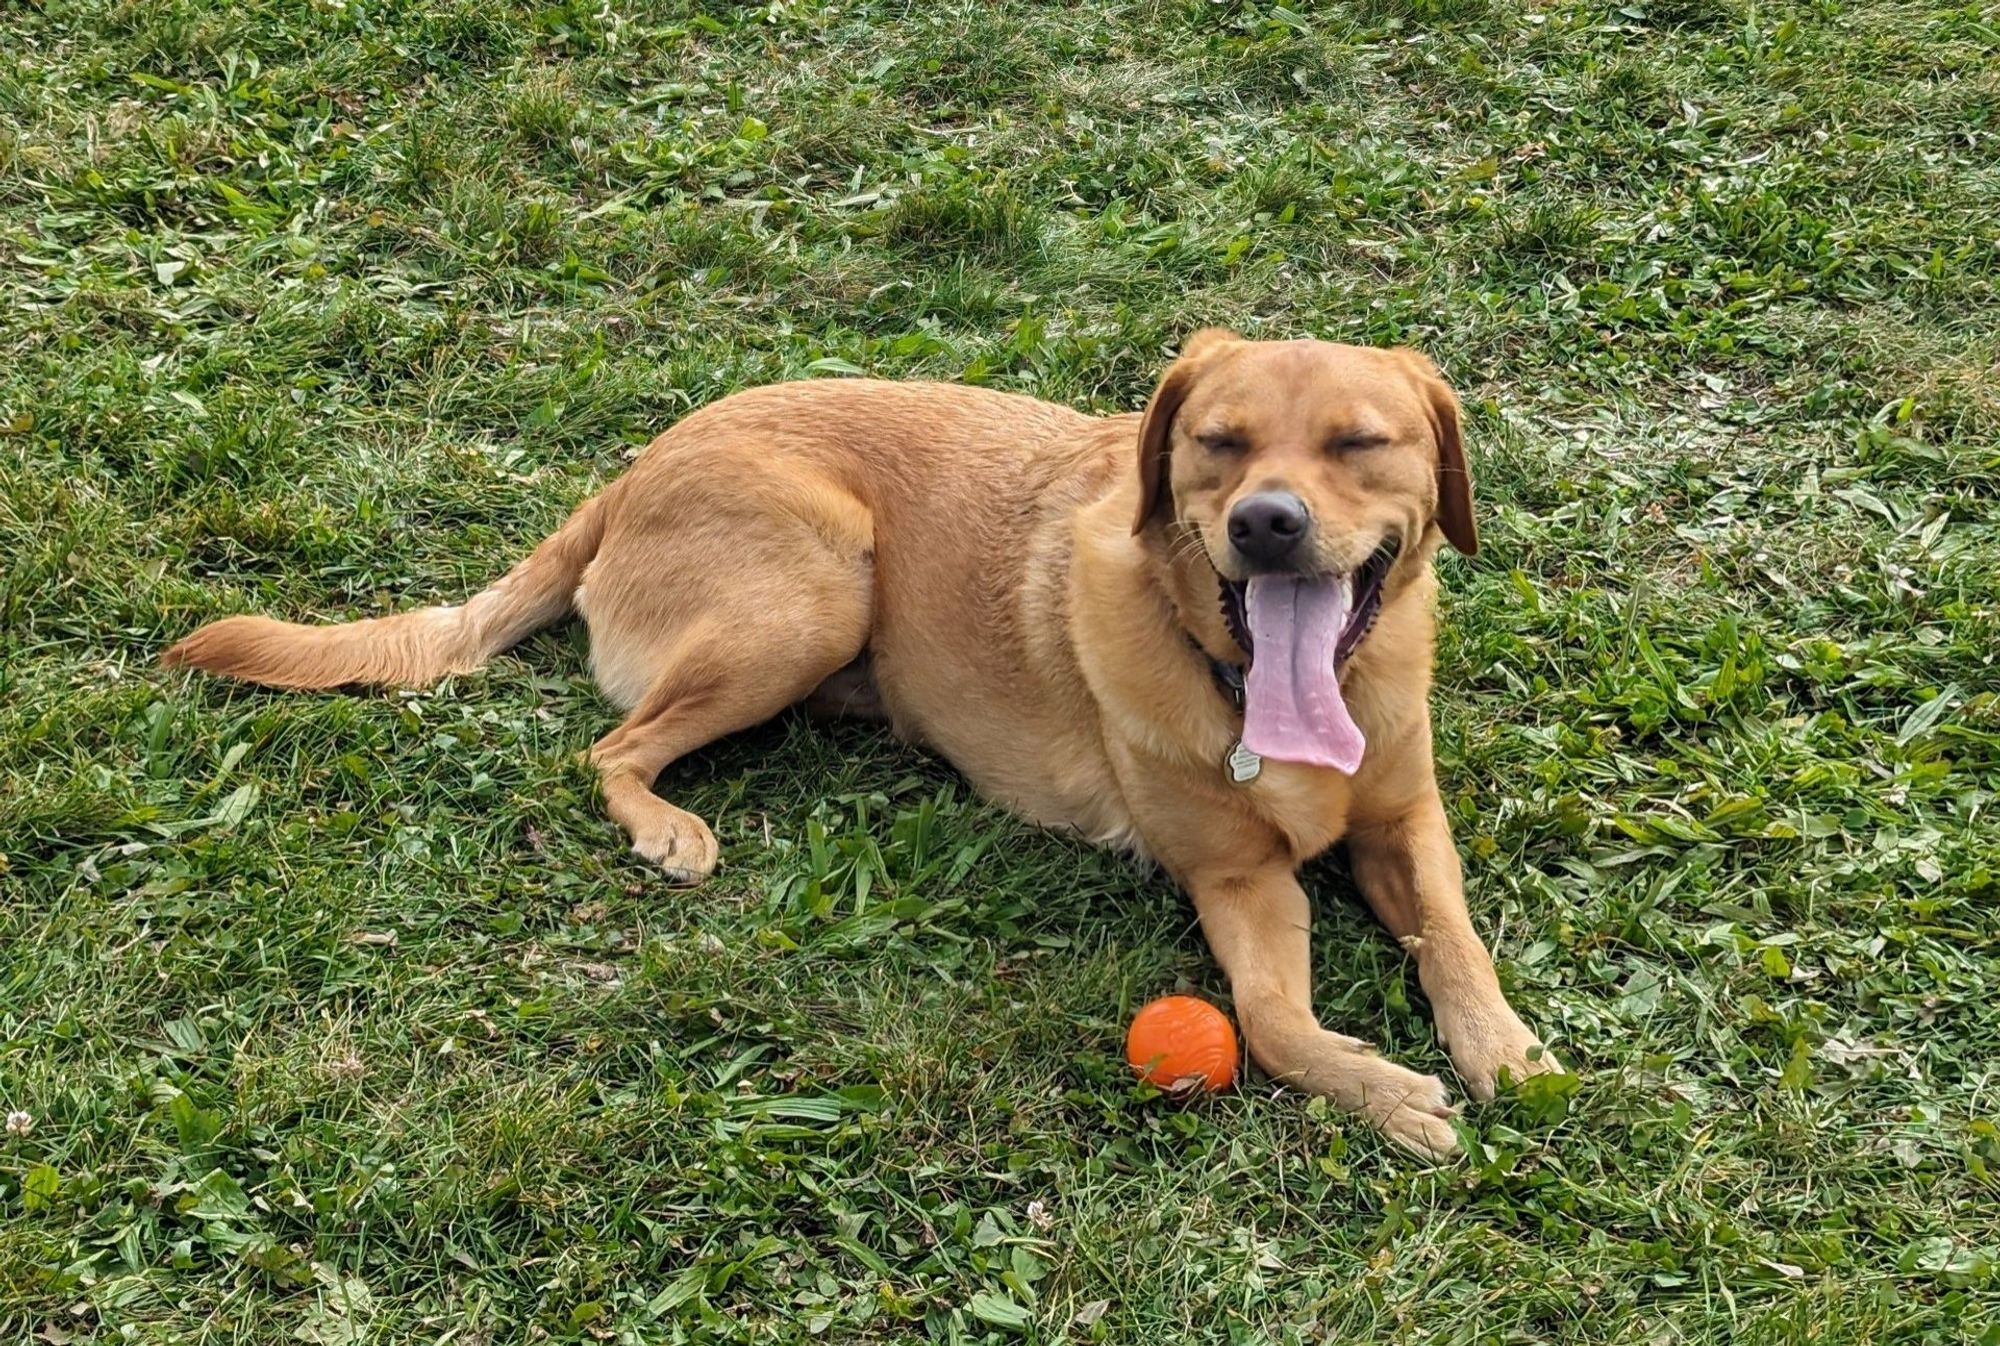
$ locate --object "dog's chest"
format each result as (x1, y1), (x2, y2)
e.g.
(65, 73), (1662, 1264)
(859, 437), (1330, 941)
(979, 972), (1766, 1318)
(1237, 761), (1355, 860)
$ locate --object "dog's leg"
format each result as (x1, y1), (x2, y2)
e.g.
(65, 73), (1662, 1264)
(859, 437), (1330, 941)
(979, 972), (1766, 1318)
(1347, 792), (1563, 1100)
(1187, 863), (1460, 1159)
(576, 467), (875, 884)
(590, 615), (867, 884)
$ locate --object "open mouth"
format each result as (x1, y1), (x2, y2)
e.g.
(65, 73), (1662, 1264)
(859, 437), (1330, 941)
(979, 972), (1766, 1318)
(1211, 536), (1400, 775)
(1218, 535), (1399, 669)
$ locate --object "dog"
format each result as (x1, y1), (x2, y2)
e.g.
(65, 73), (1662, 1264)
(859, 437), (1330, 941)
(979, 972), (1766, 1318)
(164, 330), (1563, 1156)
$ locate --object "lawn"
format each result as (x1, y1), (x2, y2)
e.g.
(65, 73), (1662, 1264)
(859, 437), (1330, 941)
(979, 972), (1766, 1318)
(3, 0), (1998, 1340)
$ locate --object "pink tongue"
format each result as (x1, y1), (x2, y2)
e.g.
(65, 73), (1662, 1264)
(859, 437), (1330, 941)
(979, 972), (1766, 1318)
(1241, 575), (1366, 773)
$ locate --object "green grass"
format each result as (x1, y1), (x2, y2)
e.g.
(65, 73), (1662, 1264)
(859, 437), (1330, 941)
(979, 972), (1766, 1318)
(3, 0), (1998, 1340)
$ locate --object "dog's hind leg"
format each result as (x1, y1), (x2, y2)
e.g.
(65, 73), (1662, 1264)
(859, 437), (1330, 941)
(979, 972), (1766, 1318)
(580, 472), (874, 883)
(589, 631), (855, 883)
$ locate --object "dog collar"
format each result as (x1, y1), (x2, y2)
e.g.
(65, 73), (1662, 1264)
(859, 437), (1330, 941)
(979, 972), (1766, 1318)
(1192, 636), (1245, 713)
(1188, 575), (1263, 783)
(1187, 572), (1249, 714)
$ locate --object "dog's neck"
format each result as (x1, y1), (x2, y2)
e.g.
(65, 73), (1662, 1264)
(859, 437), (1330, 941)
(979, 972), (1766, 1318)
(1153, 527), (1247, 672)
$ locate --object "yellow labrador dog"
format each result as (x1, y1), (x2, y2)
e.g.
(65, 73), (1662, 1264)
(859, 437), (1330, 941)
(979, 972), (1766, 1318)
(165, 330), (1561, 1156)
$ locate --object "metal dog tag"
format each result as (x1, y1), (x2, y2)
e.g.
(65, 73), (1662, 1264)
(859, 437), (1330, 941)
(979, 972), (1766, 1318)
(1224, 740), (1262, 784)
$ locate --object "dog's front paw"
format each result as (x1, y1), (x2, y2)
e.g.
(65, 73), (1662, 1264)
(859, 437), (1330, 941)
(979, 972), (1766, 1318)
(1359, 1060), (1461, 1161)
(630, 809), (719, 886)
(1442, 1008), (1564, 1101)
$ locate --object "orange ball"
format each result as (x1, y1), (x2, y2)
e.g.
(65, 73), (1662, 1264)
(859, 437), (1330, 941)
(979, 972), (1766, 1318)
(1125, 995), (1238, 1094)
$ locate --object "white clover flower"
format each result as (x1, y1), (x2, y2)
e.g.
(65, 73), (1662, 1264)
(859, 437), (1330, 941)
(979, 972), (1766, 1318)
(5, 1110), (31, 1137)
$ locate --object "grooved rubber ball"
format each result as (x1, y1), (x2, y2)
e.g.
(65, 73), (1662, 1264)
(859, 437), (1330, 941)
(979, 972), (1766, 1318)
(1125, 995), (1238, 1094)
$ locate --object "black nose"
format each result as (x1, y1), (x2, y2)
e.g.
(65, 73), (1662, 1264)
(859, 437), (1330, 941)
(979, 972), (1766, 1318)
(1227, 491), (1311, 569)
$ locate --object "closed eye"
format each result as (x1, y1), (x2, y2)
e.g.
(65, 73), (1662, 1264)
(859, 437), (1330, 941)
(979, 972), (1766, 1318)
(1327, 432), (1391, 453)
(1196, 429), (1248, 455)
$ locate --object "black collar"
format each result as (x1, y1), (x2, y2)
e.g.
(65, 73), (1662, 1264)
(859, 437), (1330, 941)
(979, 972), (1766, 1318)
(1189, 633), (1245, 713)
(1187, 571), (1248, 714)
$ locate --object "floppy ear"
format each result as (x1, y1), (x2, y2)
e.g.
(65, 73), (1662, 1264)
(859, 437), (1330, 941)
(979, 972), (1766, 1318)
(1132, 328), (1238, 535)
(1400, 351), (1478, 556)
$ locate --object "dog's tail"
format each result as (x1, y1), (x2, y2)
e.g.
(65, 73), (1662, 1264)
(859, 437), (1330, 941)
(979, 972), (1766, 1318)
(162, 494), (607, 690)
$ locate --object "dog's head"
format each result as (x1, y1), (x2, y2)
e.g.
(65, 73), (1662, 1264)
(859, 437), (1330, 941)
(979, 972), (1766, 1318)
(1133, 329), (1476, 575)
(1130, 333), (1474, 770)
